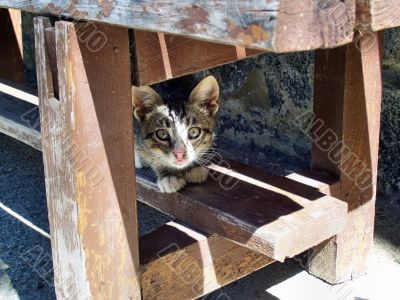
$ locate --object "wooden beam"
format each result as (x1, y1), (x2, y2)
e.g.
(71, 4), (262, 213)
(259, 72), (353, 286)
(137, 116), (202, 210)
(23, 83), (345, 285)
(0, 79), (40, 149)
(0, 92), (41, 150)
(133, 30), (263, 85)
(1, 1), (355, 52)
(275, 0), (355, 51)
(136, 160), (347, 262)
(0, 8), (23, 83)
(140, 221), (274, 300)
(357, 0), (400, 31)
(34, 17), (141, 299)
(285, 171), (340, 196)
(0, 79), (38, 105)
(309, 31), (383, 283)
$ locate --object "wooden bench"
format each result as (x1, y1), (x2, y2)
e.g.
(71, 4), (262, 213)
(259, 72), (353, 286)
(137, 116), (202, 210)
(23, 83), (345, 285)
(0, 1), (394, 299)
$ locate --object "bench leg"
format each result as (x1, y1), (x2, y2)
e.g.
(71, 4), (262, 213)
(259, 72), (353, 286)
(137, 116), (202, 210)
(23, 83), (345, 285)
(0, 8), (23, 83)
(34, 18), (141, 299)
(309, 32), (383, 283)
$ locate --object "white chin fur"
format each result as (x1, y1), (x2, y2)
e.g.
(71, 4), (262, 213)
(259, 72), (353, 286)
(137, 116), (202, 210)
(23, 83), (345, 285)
(157, 176), (186, 193)
(168, 159), (192, 169)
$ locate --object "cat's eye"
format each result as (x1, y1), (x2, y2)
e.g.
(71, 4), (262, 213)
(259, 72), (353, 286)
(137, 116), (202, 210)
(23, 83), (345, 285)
(155, 129), (170, 141)
(188, 127), (201, 140)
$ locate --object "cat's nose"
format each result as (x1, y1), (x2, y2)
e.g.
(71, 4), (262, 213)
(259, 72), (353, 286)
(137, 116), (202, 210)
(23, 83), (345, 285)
(173, 150), (185, 160)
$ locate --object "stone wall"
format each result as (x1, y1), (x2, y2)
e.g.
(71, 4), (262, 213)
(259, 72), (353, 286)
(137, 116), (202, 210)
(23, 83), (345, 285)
(380, 29), (400, 195)
(194, 51), (314, 175)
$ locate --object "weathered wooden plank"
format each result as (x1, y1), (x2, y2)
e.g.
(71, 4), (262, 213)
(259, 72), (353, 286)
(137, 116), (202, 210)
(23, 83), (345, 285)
(357, 0), (400, 31)
(275, 0), (355, 51)
(136, 160), (347, 262)
(0, 8), (24, 83)
(133, 30), (264, 85)
(0, 92), (41, 149)
(0, 79), (38, 105)
(309, 31), (383, 284)
(1, 1), (355, 52)
(35, 17), (141, 299)
(285, 171), (340, 197)
(0, 56), (40, 150)
(44, 27), (59, 97)
(140, 221), (274, 300)
(35, 17), (88, 299)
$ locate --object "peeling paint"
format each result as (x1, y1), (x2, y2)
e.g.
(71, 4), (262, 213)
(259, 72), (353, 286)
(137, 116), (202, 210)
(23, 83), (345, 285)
(176, 5), (209, 33)
(76, 171), (87, 222)
(44, 3), (88, 20)
(2, 0), (354, 51)
(225, 19), (270, 45)
(98, 0), (114, 17)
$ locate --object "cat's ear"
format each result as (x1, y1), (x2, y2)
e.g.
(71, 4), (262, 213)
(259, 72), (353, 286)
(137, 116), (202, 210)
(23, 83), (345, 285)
(132, 86), (163, 121)
(189, 76), (219, 116)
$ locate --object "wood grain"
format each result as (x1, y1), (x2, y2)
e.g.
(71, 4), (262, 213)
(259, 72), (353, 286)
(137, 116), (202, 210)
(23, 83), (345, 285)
(35, 17), (141, 299)
(310, 31), (383, 283)
(275, 0), (355, 51)
(133, 30), (264, 85)
(357, 0), (400, 31)
(1, 1), (355, 51)
(35, 17), (89, 299)
(136, 160), (347, 262)
(0, 92), (41, 150)
(0, 8), (24, 83)
(140, 221), (274, 300)
(285, 170), (340, 196)
(44, 27), (59, 97)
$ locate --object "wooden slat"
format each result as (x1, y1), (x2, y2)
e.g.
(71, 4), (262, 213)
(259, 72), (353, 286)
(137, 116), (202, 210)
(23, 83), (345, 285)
(136, 161), (347, 262)
(8, 8), (23, 55)
(309, 31), (383, 284)
(140, 221), (274, 300)
(286, 170), (340, 196)
(0, 8), (23, 83)
(133, 30), (264, 85)
(0, 1), (355, 52)
(0, 92), (41, 149)
(0, 79), (38, 105)
(357, 0), (400, 31)
(35, 18), (141, 299)
(0, 78), (40, 150)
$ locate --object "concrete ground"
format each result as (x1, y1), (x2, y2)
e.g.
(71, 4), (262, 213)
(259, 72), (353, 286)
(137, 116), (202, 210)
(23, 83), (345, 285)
(0, 132), (399, 300)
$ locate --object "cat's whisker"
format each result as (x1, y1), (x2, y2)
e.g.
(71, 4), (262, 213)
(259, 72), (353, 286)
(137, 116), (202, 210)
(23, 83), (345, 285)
(206, 147), (229, 156)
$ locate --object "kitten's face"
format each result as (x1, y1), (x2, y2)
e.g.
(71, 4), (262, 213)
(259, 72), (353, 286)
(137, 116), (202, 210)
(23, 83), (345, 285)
(139, 104), (215, 169)
(132, 76), (219, 170)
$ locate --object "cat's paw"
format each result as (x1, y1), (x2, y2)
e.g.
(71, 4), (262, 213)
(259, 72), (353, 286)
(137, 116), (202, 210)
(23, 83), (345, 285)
(185, 167), (208, 183)
(157, 176), (186, 193)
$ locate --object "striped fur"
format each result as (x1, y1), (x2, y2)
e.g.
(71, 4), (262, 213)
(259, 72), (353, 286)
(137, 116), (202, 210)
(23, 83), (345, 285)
(132, 76), (219, 193)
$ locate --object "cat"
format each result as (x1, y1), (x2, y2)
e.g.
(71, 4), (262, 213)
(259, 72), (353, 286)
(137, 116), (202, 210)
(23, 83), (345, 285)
(132, 75), (219, 193)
